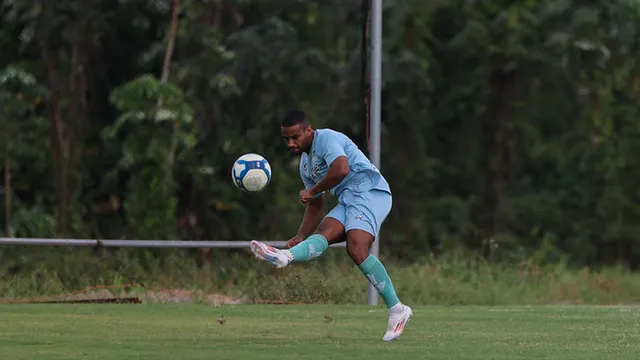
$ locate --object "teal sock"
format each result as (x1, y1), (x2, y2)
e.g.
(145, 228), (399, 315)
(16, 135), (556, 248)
(358, 254), (400, 308)
(289, 234), (329, 262)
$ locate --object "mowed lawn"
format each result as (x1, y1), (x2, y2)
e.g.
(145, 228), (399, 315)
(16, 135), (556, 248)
(0, 303), (638, 359)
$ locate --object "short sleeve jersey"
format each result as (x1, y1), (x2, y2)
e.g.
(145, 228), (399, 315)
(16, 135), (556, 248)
(299, 129), (391, 198)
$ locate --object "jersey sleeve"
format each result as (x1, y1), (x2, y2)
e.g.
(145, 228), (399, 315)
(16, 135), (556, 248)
(316, 131), (347, 166)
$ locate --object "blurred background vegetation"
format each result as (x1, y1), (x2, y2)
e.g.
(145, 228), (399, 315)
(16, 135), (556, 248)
(2, 0), (640, 304)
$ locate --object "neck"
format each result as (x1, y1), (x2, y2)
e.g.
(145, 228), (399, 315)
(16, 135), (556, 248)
(304, 130), (316, 154)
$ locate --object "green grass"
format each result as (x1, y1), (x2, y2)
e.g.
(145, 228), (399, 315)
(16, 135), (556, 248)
(0, 248), (640, 305)
(1, 304), (639, 359)
(2, 247), (640, 305)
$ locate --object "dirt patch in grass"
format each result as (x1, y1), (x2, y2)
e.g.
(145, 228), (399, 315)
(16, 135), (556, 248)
(1, 287), (252, 305)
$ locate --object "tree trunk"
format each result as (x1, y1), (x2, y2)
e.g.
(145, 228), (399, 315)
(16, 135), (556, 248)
(197, 0), (224, 269)
(476, 67), (517, 255)
(161, 0), (181, 84)
(3, 117), (11, 237)
(68, 18), (90, 190)
(42, 16), (91, 235)
(44, 47), (71, 234)
(160, 0), (182, 170)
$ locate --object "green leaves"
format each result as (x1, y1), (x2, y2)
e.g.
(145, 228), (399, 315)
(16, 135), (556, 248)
(102, 74), (198, 239)
(105, 74), (195, 150)
(0, 66), (47, 106)
(109, 74), (193, 115)
(3, 0), (640, 265)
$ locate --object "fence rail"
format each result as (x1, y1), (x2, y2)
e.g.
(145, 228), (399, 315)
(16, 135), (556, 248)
(0, 238), (347, 248)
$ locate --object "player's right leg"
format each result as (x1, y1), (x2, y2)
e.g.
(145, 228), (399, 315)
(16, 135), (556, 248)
(250, 207), (346, 268)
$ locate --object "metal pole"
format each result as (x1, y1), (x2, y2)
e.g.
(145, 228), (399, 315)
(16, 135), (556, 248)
(0, 238), (347, 248)
(368, 0), (382, 307)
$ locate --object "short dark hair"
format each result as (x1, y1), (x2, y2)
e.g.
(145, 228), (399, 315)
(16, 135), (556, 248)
(281, 110), (309, 127)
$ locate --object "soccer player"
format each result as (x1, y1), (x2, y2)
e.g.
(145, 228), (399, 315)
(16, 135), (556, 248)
(250, 110), (412, 341)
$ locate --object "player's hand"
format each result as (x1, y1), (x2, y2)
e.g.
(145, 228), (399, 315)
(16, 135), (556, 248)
(299, 189), (314, 204)
(286, 235), (304, 248)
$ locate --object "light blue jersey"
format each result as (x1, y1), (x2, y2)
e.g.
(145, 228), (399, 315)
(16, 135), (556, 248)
(299, 129), (390, 198)
(298, 129), (392, 238)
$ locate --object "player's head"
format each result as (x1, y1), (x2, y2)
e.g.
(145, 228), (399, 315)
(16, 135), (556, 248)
(281, 110), (313, 154)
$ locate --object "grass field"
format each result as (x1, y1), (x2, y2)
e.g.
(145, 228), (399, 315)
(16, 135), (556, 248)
(1, 304), (639, 359)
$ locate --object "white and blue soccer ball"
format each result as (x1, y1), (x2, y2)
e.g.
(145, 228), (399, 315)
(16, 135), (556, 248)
(231, 153), (272, 192)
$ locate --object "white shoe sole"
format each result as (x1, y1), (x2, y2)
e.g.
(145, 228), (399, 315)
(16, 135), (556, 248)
(383, 307), (413, 341)
(250, 241), (288, 268)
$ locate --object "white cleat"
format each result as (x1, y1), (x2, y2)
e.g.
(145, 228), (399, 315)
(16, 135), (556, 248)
(250, 240), (293, 268)
(382, 305), (413, 341)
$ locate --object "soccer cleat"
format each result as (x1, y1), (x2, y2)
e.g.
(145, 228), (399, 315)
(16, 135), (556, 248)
(382, 305), (413, 341)
(250, 240), (293, 268)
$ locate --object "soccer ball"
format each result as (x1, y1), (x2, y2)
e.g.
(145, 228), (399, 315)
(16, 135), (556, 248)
(231, 153), (272, 192)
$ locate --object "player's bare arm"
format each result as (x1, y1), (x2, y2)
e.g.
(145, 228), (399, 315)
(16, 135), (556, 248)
(300, 156), (349, 203)
(287, 195), (325, 247)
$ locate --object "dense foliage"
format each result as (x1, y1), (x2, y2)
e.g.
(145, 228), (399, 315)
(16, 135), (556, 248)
(2, 0), (640, 268)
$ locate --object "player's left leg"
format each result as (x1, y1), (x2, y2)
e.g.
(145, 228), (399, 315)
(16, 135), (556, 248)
(343, 189), (412, 341)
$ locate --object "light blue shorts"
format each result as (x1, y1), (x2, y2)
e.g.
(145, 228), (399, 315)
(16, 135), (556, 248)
(326, 188), (392, 238)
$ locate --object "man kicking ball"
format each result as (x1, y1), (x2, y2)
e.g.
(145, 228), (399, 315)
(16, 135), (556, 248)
(250, 110), (412, 341)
